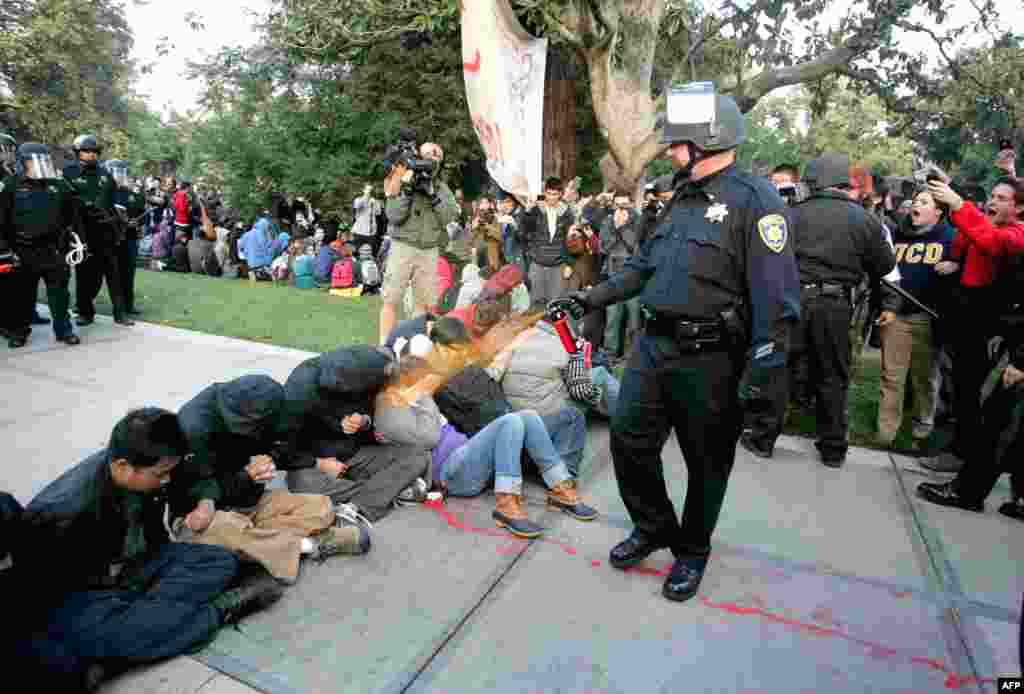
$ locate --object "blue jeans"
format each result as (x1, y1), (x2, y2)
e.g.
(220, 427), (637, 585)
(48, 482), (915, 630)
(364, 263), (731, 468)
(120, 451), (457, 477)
(542, 407), (585, 478)
(443, 411), (571, 496)
(591, 366), (621, 419)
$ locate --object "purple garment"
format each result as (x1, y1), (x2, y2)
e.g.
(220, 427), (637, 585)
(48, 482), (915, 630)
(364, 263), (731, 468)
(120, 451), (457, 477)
(431, 423), (468, 484)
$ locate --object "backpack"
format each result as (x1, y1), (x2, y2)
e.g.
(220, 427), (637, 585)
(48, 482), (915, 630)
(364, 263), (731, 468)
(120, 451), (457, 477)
(434, 366), (512, 437)
(358, 244), (381, 286)
(331, 258), (355, 288)
(202, 247), (222, 276)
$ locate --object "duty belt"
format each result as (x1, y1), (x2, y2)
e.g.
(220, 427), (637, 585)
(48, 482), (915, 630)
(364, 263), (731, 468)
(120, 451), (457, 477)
(644, 312), (727, 352)
(801, 282), (851, 301)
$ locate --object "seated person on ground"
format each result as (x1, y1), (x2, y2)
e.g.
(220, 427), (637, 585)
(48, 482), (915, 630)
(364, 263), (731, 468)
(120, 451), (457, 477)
(330, 241), (363, 295)
(239, 213), (289, 280)
(168, 376), (370, 585)
(374, 342), (598, 539)
(488, 300), (620, 422)
(315, 227), (343, 285)
(12, 409), (282, 692)
(280, 346), (430, 521)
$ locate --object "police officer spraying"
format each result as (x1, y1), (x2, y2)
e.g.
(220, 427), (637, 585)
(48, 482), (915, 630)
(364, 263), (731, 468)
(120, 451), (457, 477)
(779, 153), (896, 466)
(550, 83), (800, 603)
(106, 160), (145, 315)
(0, 144), (84, 348)
(64, 134), (133, 327)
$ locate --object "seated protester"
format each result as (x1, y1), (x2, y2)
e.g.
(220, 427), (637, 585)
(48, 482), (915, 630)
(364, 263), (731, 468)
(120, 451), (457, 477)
(455, 264), (484, 308)
(12, 409), (281, 692)
(167, 376), (370, 584)
(239, 213), (289, 280)
(214, 214), (243, 279)
(875, 190), (958, 449)
(315, 228), (343, 285)
(281, 346), (430, 522)
(488, 302), (621, 421)
(330, 241), (363, 294)
(292, 249), (316, 289)
(373, 354), (598, 539)
(187, 209), (218, 275)
(385, 311), (440, 351)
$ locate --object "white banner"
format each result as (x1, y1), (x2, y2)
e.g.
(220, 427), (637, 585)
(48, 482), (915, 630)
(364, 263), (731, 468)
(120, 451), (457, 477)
(461, 0), (547, 203)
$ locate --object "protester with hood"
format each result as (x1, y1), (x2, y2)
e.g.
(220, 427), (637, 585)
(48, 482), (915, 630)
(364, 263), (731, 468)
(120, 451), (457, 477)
(168, 375), (370, 584)
(875, 189), (958, 449)
(446, 264), (524, 341)
(239, 212), (289, 278)
(315, 226), (343, 285)
(281, 346), (431, 522)
(11, 408), (279, 693)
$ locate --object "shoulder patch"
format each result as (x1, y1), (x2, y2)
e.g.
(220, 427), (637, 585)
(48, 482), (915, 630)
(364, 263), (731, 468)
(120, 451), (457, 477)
(757, 214), (788, 253)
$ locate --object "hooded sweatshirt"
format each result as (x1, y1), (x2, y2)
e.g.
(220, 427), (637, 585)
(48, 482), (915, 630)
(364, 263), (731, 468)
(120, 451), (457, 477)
(281, 346), (394, 466)
(170, 375), (288, 513)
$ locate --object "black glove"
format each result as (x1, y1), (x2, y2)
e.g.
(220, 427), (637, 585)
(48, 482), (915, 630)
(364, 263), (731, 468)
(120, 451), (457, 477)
(546, 292), (590, 321)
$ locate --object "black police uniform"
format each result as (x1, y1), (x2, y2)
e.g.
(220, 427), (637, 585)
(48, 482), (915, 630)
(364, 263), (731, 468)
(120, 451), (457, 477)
(63, 161), (128, 323)
(584, 164), (800, 567)
(0, 173), (83, 343)
(115, 187), (145, 313)
(787, 190), (895, 462)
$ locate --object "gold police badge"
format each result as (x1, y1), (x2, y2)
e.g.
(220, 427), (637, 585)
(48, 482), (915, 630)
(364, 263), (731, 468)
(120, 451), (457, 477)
(757, 214), (788, 253)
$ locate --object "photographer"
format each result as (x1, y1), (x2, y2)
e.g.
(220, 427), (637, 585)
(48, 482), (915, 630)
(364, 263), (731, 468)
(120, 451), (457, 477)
(599, 190), (642, 360)
(379, 140), (459, 344)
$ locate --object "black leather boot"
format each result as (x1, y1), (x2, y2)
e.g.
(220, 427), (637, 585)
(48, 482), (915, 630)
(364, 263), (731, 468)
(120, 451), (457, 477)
(609, 530), (668, 570)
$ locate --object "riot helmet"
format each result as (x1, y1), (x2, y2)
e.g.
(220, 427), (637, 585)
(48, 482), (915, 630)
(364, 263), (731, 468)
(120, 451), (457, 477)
(72, 134), (101, 154)
(105, 159), (130, 188)
(17, 143), (59, 180)
(0, 132), (16, 173)
(659, 82), (745, 179)
(808, 152), (851, 191)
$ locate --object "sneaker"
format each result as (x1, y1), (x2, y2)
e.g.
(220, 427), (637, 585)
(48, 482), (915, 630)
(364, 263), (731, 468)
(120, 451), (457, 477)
(334, 502), (373, 529)
(310, 525), (371, 561)
(918, 451), (964, 473)
(395, 478), (428, 507)
(213, 573), (284, 625)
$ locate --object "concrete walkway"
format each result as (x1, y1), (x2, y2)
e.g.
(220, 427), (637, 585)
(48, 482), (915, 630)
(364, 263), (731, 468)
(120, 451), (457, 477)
(2, 310), (1020, 693)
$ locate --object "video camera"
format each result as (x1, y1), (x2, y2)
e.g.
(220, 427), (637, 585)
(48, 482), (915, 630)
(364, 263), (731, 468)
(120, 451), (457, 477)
(383, 128), (436, 193)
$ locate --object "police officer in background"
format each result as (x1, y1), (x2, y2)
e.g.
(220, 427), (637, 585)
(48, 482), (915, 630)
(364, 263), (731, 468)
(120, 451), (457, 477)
(63, 134), (133, 327)
(781, 152), (896, 466)
(552, 83), (800, 603)
(106, 160), (144, 315)
(0, 144), (83, 348)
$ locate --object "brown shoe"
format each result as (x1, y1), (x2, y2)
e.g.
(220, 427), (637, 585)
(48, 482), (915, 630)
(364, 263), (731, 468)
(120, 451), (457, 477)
(547, 481), (598, 521)
(493, 493), (543, 538)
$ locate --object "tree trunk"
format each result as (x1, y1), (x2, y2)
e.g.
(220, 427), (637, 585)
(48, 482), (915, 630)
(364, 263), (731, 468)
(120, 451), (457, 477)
(542, 46), (578, 181)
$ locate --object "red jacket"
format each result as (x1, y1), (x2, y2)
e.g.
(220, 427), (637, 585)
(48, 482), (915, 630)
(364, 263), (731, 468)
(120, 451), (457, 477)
(173, 190), (190, 226)
(949, 202), (1024, 288)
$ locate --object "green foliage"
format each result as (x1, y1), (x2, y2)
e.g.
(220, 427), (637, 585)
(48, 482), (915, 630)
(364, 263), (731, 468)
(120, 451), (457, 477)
(0, 0), (135, 148)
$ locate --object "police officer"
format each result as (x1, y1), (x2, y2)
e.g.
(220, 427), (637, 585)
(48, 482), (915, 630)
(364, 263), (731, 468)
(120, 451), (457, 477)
(0, 132), (15, 176)
(781, 152), (896, 466)
(106, 160), (144, 315)
(551, 83), (800, 603)
(63, 134), (133, 327)
(0, 143), (83, 348)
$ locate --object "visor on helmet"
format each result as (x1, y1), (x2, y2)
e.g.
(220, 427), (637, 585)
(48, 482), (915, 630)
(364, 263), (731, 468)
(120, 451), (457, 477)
(23, 153), (58, 180)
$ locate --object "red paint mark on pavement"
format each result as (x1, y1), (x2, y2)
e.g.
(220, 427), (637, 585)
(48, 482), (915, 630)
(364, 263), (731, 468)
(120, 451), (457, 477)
(424, 499), (579, 557)
(463, 49), (481, 73)
(591, 560), (602, 568)
(624, 562), (673, 577)
(893, 590), (912, 599)
(701, 598), (996, 689)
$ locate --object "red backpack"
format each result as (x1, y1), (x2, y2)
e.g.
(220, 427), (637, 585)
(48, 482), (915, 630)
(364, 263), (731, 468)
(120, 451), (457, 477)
(331, 258), (354, 288)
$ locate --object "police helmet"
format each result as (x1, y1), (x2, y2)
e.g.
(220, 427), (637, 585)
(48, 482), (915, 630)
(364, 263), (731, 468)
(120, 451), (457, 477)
(0, 132), (16, 170)
(808, 152), (850, 190)
(72, 134), (102, 153)
(660, 81), (745, 151)
(16, 143), (59, 180)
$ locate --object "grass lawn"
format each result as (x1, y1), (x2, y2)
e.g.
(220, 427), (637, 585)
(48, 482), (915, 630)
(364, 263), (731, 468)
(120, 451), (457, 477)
(50, 268), (381, 353)
(47, 268), (932, 452)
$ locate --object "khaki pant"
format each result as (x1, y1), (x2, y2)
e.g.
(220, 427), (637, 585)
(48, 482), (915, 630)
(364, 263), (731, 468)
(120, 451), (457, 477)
(878, 315), (937, 444)
(183, 490), (334, 582)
